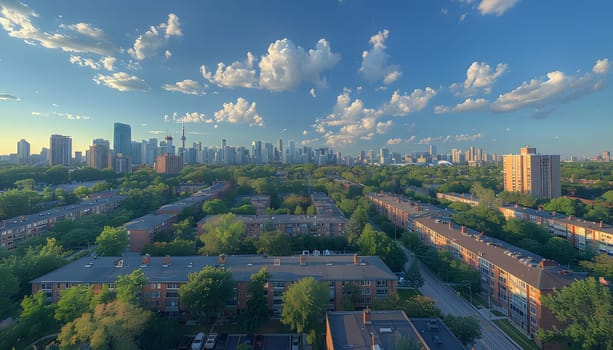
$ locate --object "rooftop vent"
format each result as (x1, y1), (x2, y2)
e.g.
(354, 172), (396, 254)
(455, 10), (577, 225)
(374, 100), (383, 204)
(163, 255), (171, 267)
(114, 259), (123, 268)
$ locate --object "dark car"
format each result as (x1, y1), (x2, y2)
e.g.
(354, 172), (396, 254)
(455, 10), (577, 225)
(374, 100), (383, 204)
(177, 335), (194, 350)
(254, 335), (264, 350)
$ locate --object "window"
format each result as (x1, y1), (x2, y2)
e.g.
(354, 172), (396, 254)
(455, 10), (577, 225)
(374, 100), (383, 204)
(166, 283), (179, 289)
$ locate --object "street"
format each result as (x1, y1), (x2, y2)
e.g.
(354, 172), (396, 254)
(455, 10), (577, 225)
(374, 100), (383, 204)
(399, 244), (521, 350)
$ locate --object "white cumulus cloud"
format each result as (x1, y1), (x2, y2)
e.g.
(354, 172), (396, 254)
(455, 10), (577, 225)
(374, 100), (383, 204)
(492, 58), (609, 114)
(387, 138), (402, 145)
(178, 112), (206, 123)
(478, 0), (520, 16)
(93, 72), (149, 92)
(69, 55), (100, 70)
(359, 29), (402, 85)
(101, 56), (115, 71)
(259, 38), (340, 91)
(434, 98), (488, 114)
(451, 61), (507, 95)
(162, 80), (205, 95)
(201, 52), (257, 88)
(128, 13), (182, 60)
(384, 88), (437, 116)
(214, 97), (263, 127)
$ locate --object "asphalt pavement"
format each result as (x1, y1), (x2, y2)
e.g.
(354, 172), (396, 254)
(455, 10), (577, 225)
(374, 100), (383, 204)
(398, 243), (521, 350)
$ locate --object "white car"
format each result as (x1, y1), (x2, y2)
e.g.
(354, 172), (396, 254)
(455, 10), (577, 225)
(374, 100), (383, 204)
(192, 333), (205, 350)
(291, 335), (300, 350)
(204, 333), (217, 349)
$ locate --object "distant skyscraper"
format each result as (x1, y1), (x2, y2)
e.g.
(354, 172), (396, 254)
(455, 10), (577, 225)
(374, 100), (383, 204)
(131, 141), (143, 165)
(49, 134), (72, 166)
(88, 139), (111, 169)
(17, 139), (30, 165)
(379, 148), (391, 165)
(603, 151), (610, 162)
(113, 122), (131, 158)
(155, 153), (183, 174)
(503, 147), (561, 199)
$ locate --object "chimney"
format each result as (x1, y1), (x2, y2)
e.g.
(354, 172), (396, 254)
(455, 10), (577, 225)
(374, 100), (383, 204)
(353, 254), (358, 265)
(371, 332), (376, 350)
(599, 221), (604, 228)
(448, 222), (452, 229)
(218, 253), (227, 266)
(539, 259), (557, 269)
(363, 308), (372, 325)
(163, 255), (171, 266)
(461, 226), (466, 234)
(552, 210), (557, 216)
(300, 254), (306, 265)
(415, 204), (420, 212)
(537, 205), (543, 211)
(142, 254), (151, 265)
(568, 215), (573, 221)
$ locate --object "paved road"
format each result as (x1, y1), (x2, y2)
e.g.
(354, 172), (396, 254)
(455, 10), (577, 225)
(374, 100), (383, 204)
(398, 244), (520, 350)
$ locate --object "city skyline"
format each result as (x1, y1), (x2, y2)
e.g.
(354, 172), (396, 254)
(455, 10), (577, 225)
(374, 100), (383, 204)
(1, 1), (612, 157)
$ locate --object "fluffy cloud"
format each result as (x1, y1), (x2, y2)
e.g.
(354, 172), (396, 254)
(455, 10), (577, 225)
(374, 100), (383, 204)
(93, 72), (149, 92)
(0, 2), (116, 55)
(69, 55), (100, 70)
(434, 98), (488, 114)
(455, 133), (482, 142)
(593, 58), (610, 74)
(259, 38), (340, 91)
(451, 61), (507, 95)
(128, 13), (182, 60)
(478, 0), (520, 16)
(386, 138), (402, 145)
(492, 58), (609, 113)
(101, 56), (115, 71)
(162, 80), (205, 95)
(214, 97), (263, 126)
(0, 93), (19, 101)
(201, 52), (257, 88)
(310, 88), (316, 98)
(359, 29), (402, 85)
(314, 87), (435, 146)
(178, 112), (206, 123)
(384, 88), (437, 116)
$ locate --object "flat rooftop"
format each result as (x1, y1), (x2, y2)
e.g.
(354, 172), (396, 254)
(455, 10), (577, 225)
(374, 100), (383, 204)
(31, 254), (397, 284)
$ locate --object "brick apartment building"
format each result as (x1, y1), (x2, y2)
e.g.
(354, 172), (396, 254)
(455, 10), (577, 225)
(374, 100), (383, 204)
(368, 192), (583, 339)
(31, 254), (397, 319)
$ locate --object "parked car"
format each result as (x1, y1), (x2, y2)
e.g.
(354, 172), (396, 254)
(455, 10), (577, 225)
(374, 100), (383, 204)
(204, 333), (217, 349)
(177, 335), (194, 350)
(192, 333), (205, 350)
(254, 334), (264, 350)
(291, 335), (300, 350)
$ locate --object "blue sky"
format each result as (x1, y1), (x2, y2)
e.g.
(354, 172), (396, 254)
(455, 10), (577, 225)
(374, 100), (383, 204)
(0, 0), (611, 159)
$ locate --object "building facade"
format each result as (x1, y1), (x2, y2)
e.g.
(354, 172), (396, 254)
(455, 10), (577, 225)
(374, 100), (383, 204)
(17, 139), (30, 165)
(367, 192), (582, 339)
(155, 153), (183, 174)
(49, 134), (72, 166)
(503, 147), (561, 199)
(31, 254), (397, 320)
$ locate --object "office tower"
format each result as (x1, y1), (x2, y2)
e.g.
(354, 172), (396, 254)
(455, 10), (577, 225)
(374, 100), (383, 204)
(603, 151), (610, 162)
(251, 140), (262, 164)
(276, 138), (283, 162)
(49, 134), (72, 166)
(264, 143), (273, 163)
(429, 144), (436, 156)
(88, 139), (111, 169)
(17, 139), (30, 165)
(144, 138), (158, 165)
(113, 122), (131, 158)
(131, 141), (143, 165)
(74, 152), (83, 164)
(379, 148), (391, 165)
(477, 148), (483, 162)
(164, 135), (174, 155)
(503, 147), (561, 199)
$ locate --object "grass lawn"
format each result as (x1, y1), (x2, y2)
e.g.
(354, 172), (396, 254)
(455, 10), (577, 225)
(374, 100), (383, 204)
(493, 319), (541, 350)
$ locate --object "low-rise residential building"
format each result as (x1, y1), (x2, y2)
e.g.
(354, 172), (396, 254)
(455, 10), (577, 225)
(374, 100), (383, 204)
(436, 192), (481, 207)
(326, 309), (463, 350)
(499, 204), (613, 254)
(0, 193), (126, 250)
(124, 213), (177, 252)
(31, 254), (397, 319)
(368, 192), (584, 339)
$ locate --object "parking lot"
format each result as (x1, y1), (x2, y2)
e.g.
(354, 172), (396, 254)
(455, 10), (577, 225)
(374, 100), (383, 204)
(183, 334), (293, 350)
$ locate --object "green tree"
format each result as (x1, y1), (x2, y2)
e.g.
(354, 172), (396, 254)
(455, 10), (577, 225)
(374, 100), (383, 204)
(403, 295), (440, 318)
(199, 213), (245, 255)
(202, 198), (229, 214)
(14, 178), (35, 191)
(580, 254), (613, 279)
(357, 228), (407, 272)
(539, 277), (613, 349)
(404, 260), (424, 288)
(255, 231), (292, 256)
(345, 207), (367, 244)
(542, 237), (577, 265)
(54, 285), (94, 323)
(543, 197), (585, 216)
(16, 290), (57, 338)
(281, 277), (328, 335)
(179, 266), (234, 322)
(58, 301), (151, 350)
(172, 218), (194, 238)
(443, 315), (482, 346)
(244, 267), (271, 330)
(95, 226), (129, 256)
(115, 269), (147, 306)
